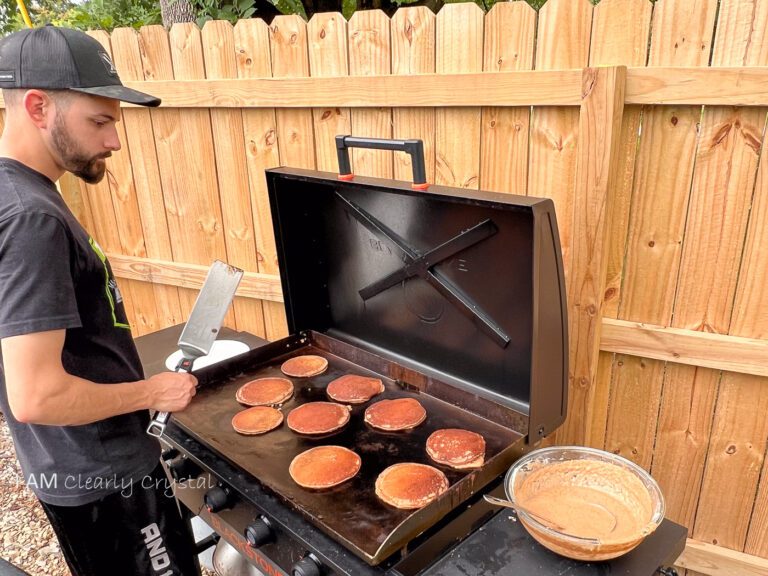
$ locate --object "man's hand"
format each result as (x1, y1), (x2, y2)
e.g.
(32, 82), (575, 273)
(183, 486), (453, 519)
(145, 372), (198, 413)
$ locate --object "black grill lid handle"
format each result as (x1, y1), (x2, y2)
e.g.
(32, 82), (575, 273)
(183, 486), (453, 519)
(335, 135), (428, 190)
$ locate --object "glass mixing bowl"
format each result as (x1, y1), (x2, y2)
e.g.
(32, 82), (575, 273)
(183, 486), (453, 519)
(504, 446), (665, 561)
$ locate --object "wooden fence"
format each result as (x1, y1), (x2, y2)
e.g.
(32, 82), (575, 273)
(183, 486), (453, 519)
(3, 0), (768, 574)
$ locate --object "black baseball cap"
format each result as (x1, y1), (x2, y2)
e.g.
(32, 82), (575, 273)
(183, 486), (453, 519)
(0, 25), (160, 107)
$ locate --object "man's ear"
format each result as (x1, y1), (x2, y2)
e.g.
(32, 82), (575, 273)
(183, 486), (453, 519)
(22, 90), (52, 129)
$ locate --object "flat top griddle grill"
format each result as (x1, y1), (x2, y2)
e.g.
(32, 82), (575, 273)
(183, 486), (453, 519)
(173, 332), (522, 564)
(163, 138), (570, 570)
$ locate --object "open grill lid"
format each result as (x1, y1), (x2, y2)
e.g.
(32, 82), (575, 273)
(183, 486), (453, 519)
(266, 151), (567, 441)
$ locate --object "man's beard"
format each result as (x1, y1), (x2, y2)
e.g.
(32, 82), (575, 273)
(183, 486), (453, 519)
(51, 113), (110, 184)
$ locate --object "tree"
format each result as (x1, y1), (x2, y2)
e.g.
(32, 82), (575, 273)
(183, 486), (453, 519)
(160, 0), (195, 26)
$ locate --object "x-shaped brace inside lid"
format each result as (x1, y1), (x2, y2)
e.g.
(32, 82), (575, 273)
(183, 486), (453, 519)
(336, 192), (510, 348)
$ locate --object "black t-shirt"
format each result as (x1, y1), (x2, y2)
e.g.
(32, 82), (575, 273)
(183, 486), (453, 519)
(0, 158), (159, 506)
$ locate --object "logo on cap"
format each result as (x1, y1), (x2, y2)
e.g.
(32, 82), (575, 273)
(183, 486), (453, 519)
(99, 52), (117, 76)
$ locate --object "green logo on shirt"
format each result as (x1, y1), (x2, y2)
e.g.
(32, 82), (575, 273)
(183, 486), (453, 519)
(88, 238), (130, 330)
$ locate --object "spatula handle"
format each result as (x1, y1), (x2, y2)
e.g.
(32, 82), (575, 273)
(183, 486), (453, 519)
(146, 357), (195, 438)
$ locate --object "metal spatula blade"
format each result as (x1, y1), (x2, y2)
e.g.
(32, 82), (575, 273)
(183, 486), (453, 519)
(146, 260), (244, 437)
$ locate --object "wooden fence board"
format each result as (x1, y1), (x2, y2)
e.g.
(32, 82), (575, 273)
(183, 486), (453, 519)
(308, 13), (350, 173)
(744, 124), (768, 558)
(59, 172), (94, 232)
(166, 24), (232, 323)
(81, 31), (141, 332)
(656, 0), (767, 548)
(434, 3), (483, 189)
(202, 20), (266, 338)
(691, 0), (768, 552)
(111, 27), (183, 332)
(391, 7), (436, 183)
(605, 1), (718, 526)
(349, 10), (392, 178)
(235, 19), (288, 341)
(140, 25), (217, 321)
(480, 2), (535, 195)
(270, 16), (316, 171)
(529, 0), (592, 284)
(586, 0), (652, 450)
(532, 0), (593, 446)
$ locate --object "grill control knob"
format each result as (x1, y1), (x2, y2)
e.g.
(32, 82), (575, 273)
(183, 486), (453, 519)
(166, 457), (200, 482)
(244, 517), (272, 548)
(203, 486), (231, 513)
(291, 554), (322, 576)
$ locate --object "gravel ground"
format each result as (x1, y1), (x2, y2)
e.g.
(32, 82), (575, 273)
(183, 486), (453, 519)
(0, 412), (68, 575)
(0, 412), (215, 576)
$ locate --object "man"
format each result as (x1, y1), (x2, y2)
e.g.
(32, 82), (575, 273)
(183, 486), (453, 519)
(0, 26), (200, 576)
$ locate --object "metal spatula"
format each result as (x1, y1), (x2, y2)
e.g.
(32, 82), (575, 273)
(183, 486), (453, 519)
(146, 260), (244, 438)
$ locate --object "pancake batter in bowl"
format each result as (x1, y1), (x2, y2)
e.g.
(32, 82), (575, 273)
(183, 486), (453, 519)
(514, 459), (654, 541)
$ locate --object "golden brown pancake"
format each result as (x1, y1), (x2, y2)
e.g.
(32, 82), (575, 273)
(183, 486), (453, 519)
(375, 463), (449, 509)
(289, 446), (361, 489)
(236, 377), (294, 406)
(280, 355), (328, 378)
(231, 406), (283, 435)
(426, 428), (486, 469)
(364, 398), (426, 431)
(326, 374), (384, 404)
(287, 402), (351, 435)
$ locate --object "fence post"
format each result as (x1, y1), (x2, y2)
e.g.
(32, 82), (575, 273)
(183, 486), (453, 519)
(559, 65), (627, 446)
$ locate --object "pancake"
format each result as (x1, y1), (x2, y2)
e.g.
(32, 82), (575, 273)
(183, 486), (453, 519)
(375, 463), (449, 509)
(364, 398), (426, 431)
(426, 428), (486, 469)
(287, 402), (351, 435)
(326, 374), (384, 404)
(281, 355), (328, 378)
(236, 377), (294, 406)
(289, 446), (361, 489)
(231, 406), (283, 435)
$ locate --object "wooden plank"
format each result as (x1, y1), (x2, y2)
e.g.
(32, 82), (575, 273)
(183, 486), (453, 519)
(696, 1), (768, 555)
(235, 19), (288, 341)
(349, 10), (393, 178)
(270, 15), (316, 170)
(111, 26), (183, 332)
(77, 31), (138, 330)
(660, 0), (768, 549)
(107, 254), (283, 302)
(59, 171), (94, 231)
(434, 3), (483, 189)
(139, 25), (206, 320)
(531, 0), (593, 447)
(479, 2), (535, 195)
(202, 20), (266, 338)
(586, 0), (652, 449)
(600, 318), (768, 377)
(558, 66), (626, 447)
(1, 68), (766, 110)
(605, 0), (718, 523)
(391, 7), (436, 183)
(529, 0), (592, 282)
(677, 538), (768, 576)
(307, 13), (350, 173)
(744, 111), (768, 558)
(94, 30), (162, 336)
(157, 23), (230, 321)
(626, 67), (768, 106)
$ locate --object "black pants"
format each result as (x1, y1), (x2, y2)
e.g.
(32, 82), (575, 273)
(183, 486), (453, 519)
(39, 463), (200, 576)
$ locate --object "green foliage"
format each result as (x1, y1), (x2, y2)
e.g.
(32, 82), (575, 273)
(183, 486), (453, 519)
(1, 0), (161, 33)
(192, 0), (304, 26)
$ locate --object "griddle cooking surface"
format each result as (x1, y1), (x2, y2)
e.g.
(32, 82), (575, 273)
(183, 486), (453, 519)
(172, 339), (523, 564)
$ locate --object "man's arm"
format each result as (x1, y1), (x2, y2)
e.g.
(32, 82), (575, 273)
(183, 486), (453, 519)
(2, 329), (197, 426)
